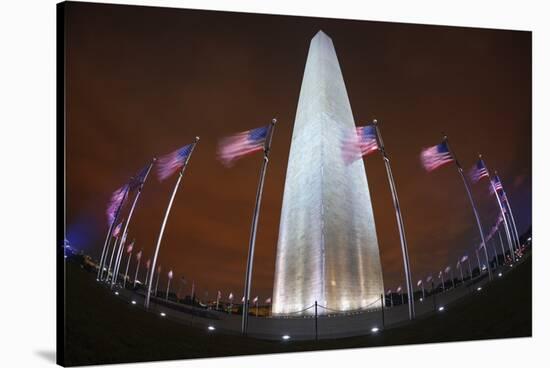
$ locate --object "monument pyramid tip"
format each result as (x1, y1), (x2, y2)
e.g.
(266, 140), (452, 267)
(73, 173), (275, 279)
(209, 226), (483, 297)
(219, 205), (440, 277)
(314, 29), (331, 39)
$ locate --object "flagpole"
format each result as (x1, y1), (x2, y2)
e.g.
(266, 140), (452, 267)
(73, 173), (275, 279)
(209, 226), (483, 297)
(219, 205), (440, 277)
(483, 167), (515, 263)
(494, 172), (520, 252)
(99, 238), (113, 281)
(166, 277), (171, 301)
(242, 118), (277, 336)
(445, 139), (492, 280)
(123, 251), (132, 288)
(98, 186), (130, 281)
(373, 120), (415, 319)
(498, 226), (510, 262)
(97, 223), (115, 281)
(498, 204), (516, 260)
(477, 157), (516, 260)
(111, 159), (156, 288)
(502, 209), (517, 252)
(133, 253), (141, 288)
(145, 137), (200, 309)
(110, 229), (128, 287)
(504, 210), (519, 252)
(106, 235), (120, 282)
(499, 182), (521, 250)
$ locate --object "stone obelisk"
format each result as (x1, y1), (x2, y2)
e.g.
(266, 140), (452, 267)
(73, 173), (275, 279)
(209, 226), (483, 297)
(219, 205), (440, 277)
(272, 30), (384, 315)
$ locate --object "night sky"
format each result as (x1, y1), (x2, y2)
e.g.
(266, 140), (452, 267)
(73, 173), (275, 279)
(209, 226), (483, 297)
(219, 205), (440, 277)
(65, 2), (531, 301)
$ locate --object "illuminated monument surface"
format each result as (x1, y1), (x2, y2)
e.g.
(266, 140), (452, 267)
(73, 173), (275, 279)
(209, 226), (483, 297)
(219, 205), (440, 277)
(272, 30), (384, 315)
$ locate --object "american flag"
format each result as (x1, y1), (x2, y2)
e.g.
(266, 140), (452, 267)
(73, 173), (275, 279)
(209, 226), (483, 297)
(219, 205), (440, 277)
(129, 163), (152, 190)
(426, 276), (433, 283)
(136, 250), (142, 260)
(445, 266), (451, 273)
(126, 241), (134, 253)
(420, 141), (454, 172)
(492, 176), (503, 191)
(146, 259), (151, 269)
(386, 289), (392, 295)
(228, 292), (234, 301)
(342, 125), (379, 163)
(253, 296), (258, 304)
(396, 286), (402, 293)
(456, 261), (460, 269)
(417, 280), (422, 287)
(438, 271), (443, 278)
(469, 158), (490, 183)
(265, 297), (271, 304)
(489, 178), (502, 195)
(112, 220), (123, 238)
(106, 184), (129, 226)
(157, 143), (194, 181)
(168, 270), (173, 279)
(461, 255), (468, 262)
(218, 125), (269, 167)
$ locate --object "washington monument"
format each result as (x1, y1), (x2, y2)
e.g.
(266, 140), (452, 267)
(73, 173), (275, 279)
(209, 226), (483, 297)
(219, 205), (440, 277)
(272, 30), (384, 315)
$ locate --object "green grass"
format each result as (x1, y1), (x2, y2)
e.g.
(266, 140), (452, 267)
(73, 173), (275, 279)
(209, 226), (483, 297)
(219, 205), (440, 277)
(64, 256), (531, 366)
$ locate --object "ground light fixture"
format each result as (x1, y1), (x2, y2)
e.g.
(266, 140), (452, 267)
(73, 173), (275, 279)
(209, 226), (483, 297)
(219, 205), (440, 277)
(281, 335), (291, 340)
(477, 287), (482, 291)
(114, 291), (119, 295)
(419, 298), (423, 302)
(160, 312), (166, 317)
(438, 306), (445, 312)
(131, 300), (136, 305)
(371, 327), (379, 333)
(498, 272), (503, 277)
(208, 326), (215, 331)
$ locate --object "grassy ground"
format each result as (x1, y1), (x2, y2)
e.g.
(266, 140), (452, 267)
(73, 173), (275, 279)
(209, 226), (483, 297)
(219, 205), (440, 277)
(64, 256), (531, 366)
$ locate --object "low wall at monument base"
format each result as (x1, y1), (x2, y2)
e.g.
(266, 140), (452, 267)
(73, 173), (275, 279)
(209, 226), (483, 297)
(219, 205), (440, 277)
(114, 268), (498, 341)
(246, 278), (484, 341)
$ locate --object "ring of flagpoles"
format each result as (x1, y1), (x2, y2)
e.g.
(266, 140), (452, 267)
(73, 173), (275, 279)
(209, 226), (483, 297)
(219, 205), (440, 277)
(91, 116), (526, 337)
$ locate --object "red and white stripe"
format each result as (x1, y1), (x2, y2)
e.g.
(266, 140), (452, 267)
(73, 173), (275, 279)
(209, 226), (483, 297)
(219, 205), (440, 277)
(420, 147), (453, 172)
(218, 131), (265, 167)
